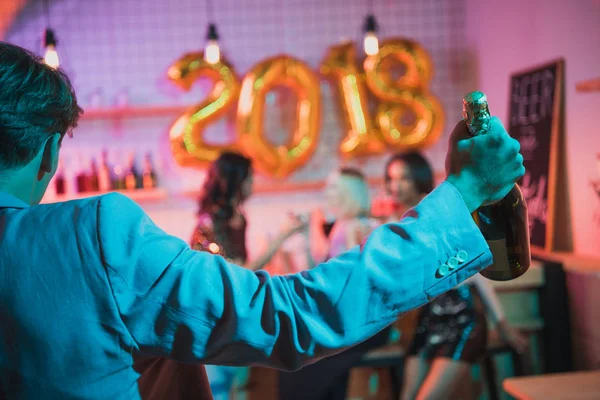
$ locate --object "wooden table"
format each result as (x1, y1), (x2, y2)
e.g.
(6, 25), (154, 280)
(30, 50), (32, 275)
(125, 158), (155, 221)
(503, 370), (600, 399)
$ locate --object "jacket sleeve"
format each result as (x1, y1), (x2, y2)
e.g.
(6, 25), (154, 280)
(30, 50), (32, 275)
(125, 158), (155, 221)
(97, 181), (492, 370)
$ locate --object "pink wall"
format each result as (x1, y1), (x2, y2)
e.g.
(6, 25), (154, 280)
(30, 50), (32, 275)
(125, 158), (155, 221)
(465, 0), (600, 257)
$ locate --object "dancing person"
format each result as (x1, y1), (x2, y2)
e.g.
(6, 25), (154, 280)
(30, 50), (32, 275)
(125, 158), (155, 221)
(190, 151), (300, 271)
(383, 152), (528, 400)
(279, 167), (390, 400)
(379, 152), (440, 370)
(0, 42), (524, 399)
(385, 152), (435, 221)
(305, 168), (375, 266)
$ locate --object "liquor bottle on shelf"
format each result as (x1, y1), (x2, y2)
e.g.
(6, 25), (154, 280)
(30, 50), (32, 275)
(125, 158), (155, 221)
(54, 161), (66, 195)
(462, 91), (531, 281)
(89, 158), (99, 192)
(142, 152), (157, 189)
(112, 150), (126, 191)
(75, 155), (90, 193)
(112, 162), (126, 191)
(97, 149), (113, 192)
(124, 152), (140, 191)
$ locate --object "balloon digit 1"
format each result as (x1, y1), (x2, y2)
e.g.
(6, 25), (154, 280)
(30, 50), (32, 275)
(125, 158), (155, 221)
(320, 41), (385, 158)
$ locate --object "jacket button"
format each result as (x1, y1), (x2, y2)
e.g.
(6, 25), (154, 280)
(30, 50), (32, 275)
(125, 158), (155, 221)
(438, 264), (449, 277)
(448, 257), (459, 270)
(456, 250), (468, 263)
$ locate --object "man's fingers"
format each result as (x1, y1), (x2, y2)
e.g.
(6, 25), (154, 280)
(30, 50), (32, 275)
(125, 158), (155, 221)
(488, 116), (507, 135)
(514, 165), (526, 180)
(451, 115), (506, 141)
(448, 119), (471, 145)
(515, 153), (524, 166)
(510, 137), (521, 155)
(456, 137), (475, 152)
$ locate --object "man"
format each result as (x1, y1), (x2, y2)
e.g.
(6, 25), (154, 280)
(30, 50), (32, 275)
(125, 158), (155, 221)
(0, 42), (524, 399)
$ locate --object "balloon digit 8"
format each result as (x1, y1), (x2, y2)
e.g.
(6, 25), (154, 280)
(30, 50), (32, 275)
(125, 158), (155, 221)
(364, 39), (444, 150)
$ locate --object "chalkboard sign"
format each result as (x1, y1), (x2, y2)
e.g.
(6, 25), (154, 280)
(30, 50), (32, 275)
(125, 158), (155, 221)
(508, 59), (564, 251)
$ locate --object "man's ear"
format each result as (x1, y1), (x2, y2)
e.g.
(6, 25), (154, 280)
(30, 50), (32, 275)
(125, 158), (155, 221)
(38, 133), (61, 180)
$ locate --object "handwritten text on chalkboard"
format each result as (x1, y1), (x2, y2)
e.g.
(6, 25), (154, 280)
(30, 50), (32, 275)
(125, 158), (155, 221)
(508, 60), (562, 250)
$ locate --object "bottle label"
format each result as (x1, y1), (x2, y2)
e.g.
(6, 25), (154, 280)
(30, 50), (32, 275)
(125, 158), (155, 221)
(485, 238), (510, 273)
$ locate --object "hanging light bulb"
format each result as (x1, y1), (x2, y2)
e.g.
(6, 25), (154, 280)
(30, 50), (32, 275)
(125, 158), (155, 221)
(363, 14), (379, 56)
(43, 28), (59, 69)
(204, 24), (220, 64)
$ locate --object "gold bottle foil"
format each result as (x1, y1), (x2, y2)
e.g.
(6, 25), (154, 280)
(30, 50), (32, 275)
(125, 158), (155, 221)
(462, 91), (491, 136)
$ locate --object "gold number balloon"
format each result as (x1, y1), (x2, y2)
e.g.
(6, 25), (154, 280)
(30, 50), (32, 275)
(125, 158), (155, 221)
(237, 55), (321, 178)
(364, 39), (444, 149)
(320, 42), (385, 158)
(168, 52), (240, 167)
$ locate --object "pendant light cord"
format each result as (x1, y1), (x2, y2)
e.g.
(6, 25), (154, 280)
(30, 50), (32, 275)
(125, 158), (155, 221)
(206, 0), (215, 24)
(43, 0), (51, 27)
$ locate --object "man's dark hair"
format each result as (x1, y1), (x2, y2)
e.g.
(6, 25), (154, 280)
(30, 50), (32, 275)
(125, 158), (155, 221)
(0, 42), (83, 170)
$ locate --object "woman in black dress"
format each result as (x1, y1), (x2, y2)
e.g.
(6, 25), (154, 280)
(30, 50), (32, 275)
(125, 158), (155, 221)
(190, 152), (251, 265)
(383, 152), (528, 400)
(190, 152), (301, 270)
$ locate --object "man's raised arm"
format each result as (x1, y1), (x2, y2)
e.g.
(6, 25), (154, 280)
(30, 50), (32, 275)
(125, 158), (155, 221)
(98, 118), (524, 371)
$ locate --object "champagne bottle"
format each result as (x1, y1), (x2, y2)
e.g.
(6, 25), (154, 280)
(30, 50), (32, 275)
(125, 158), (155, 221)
(462, 91), (531, 281)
